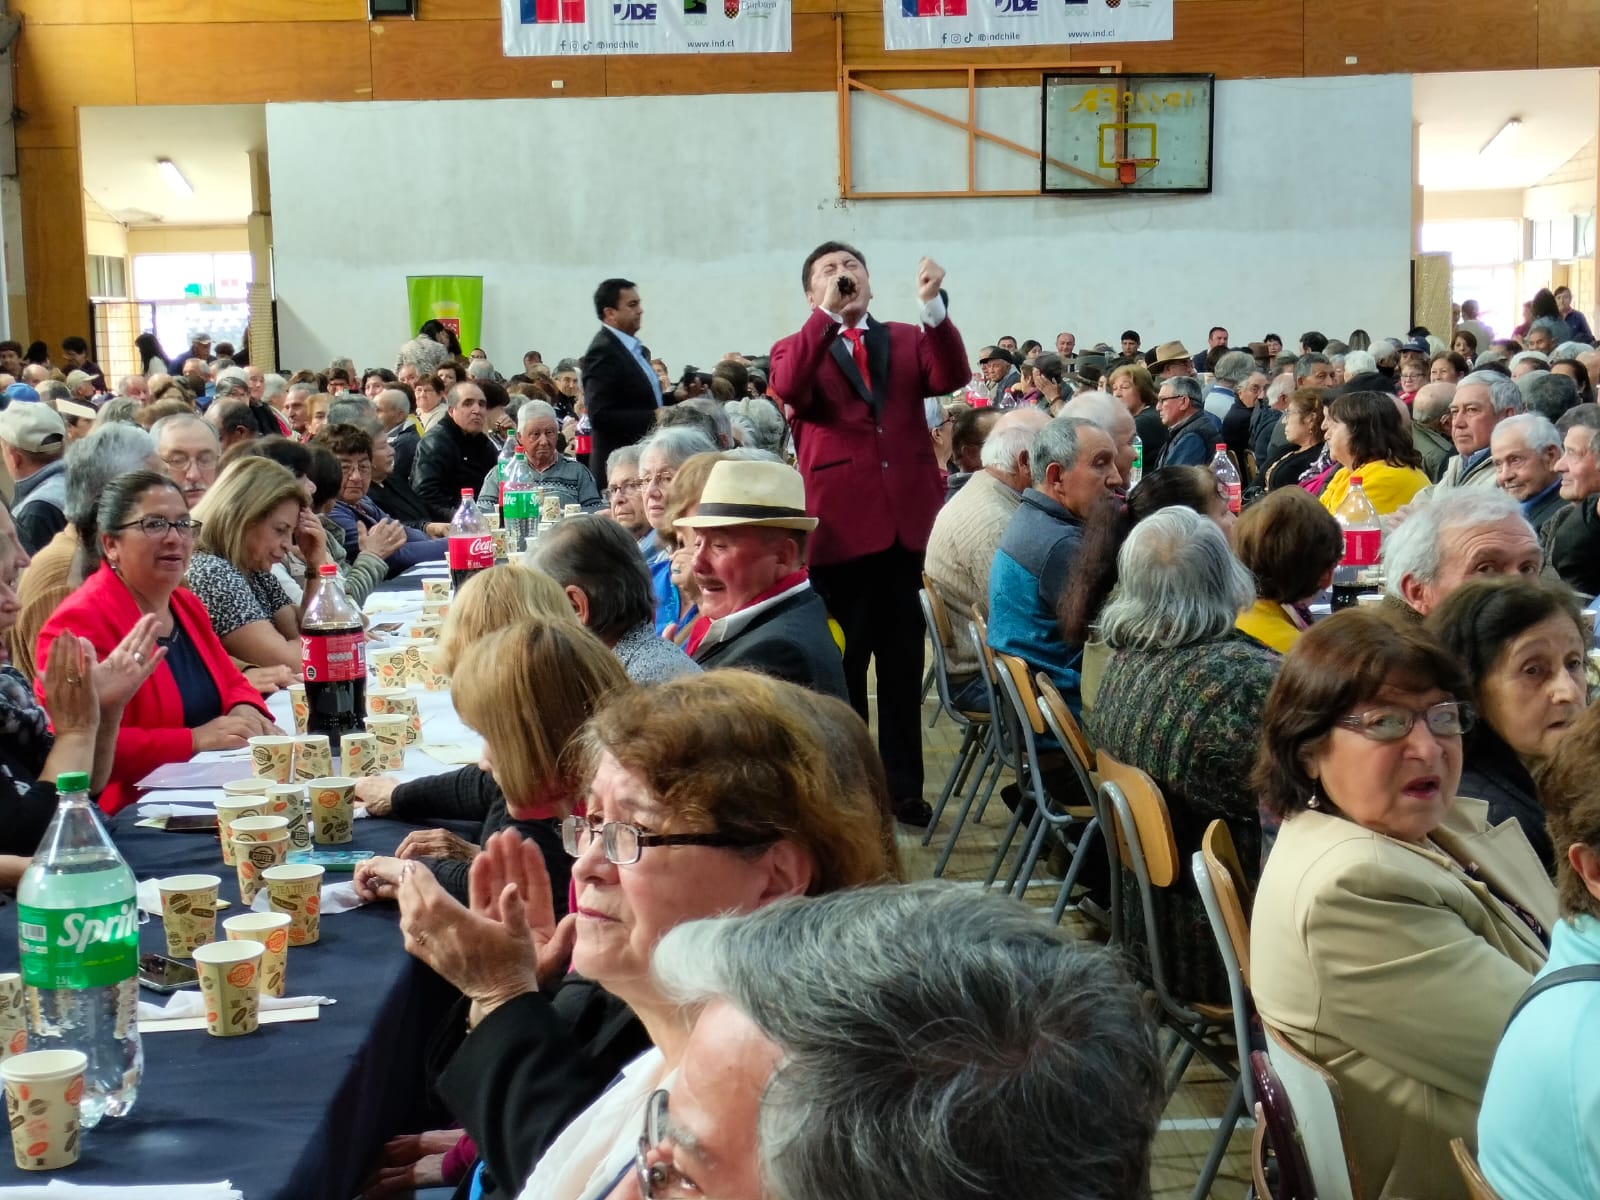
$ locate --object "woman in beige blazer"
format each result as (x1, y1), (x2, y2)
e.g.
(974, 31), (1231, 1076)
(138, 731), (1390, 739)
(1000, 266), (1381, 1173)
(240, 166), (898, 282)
(1250, 609), (1554, 1200)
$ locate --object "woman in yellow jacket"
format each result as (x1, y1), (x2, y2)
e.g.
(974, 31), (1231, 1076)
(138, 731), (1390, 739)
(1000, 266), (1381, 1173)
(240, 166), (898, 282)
(1318, 391), (1432, 516)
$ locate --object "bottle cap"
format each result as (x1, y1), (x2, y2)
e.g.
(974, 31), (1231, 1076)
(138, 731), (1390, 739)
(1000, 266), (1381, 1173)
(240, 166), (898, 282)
(460, 489), (473, 497)
(55, 771), (90, 794)
(1351, 475), (1363, 484)
(319, 563), (338, 576)
(1215, 443), (1226, 452)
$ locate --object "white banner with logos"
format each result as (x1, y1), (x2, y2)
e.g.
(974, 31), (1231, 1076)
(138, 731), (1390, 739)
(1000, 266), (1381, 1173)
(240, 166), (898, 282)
(502, 0), (790, 55)
(883, 0), (1171, 52)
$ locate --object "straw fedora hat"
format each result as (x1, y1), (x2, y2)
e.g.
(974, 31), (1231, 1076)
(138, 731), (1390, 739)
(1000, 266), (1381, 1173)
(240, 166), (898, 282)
(674, 460), (819, 531)
(1149, 340), (1193, 368)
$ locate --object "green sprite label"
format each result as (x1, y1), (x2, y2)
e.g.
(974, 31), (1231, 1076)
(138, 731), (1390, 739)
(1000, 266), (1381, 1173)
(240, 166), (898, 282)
(503, 489), (535, 520)
(17, 900), (139, 989)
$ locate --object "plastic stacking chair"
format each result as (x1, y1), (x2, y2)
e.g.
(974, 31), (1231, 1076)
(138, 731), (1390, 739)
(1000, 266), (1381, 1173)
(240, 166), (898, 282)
(918, 579), (992, 848)
(983, 653), (1098, 907)
(1200, 819), (1254, 988)
(931, 609), (1011, 878)
(1259, 1022), (1361, 1200)
(1193, 846), (1256, 1112)
(1250, 1051), (1316, 1200)
(1451, 1139), (1504, 1200)
(1096, 754), (1242, 1200)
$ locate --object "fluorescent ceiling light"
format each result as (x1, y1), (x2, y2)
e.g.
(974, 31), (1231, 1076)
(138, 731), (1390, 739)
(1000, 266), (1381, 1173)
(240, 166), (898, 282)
(156, 158), (193, 198)
(1480, 118), (1522, 157)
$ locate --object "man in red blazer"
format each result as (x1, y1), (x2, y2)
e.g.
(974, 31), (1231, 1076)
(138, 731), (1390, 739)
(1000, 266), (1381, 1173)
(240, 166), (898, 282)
(769, 243), (969, 826)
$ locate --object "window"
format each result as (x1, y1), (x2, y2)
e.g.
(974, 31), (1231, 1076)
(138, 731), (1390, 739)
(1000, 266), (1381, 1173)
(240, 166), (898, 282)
(132, 253), (253, 302)
(1421, 220), (1522, 337)
(88, 255), (128, 300)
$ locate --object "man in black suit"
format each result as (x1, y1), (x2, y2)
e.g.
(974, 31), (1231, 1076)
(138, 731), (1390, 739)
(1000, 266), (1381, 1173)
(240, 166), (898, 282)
(411, 381), (498, 520)
(676, 459), (848, 701)
(580, 277), (664, 490)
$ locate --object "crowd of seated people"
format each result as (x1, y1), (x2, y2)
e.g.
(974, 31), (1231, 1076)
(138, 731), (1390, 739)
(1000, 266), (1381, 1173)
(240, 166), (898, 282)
(2, 283), (1599, 1199)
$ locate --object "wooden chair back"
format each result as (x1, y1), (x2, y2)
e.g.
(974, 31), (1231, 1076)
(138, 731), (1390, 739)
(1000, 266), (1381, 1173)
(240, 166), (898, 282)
(994, 652), (1047, 738)
(920, 572), (958, 653)
(1451, 1139), (1504, 1200)
(1035, 673), (1096, 773)
(1200, 819), (1254, 988)
(1095, 750), (1180, 889)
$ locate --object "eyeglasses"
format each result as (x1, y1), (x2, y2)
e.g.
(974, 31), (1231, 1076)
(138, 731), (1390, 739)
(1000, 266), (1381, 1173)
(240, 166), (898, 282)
(635, 1089), (694, 1199)
(160, 452), (219, 472)
(339, 460), (373, 476)
(560, 815), (776, 867)
(113, 516), (202, 538)
(607, 480), (643, 499)
(1336, 701), (1474, 743)
(641, 470), (676, 492)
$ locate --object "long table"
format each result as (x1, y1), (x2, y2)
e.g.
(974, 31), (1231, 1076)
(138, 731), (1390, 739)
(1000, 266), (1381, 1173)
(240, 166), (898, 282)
(0, 564), (475, 1197)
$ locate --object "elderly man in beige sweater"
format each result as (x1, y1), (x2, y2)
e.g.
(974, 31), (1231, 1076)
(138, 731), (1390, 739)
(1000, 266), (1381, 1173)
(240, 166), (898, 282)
(924, 406), (1049, 710)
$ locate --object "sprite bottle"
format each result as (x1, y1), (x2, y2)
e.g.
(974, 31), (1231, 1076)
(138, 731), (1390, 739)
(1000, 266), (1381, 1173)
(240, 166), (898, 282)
(17, 772), (143, 1128)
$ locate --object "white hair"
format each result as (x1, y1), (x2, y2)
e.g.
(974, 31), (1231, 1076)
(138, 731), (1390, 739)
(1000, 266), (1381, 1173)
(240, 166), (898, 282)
(1342, 349), (1377, 376)
(1381, 490), (1528, 598)
(1491, 412), (1561, 457)
(1552, 341), (1588, 364)
(1511, 351), (1551, 372)
(517, 398), (559, 431)
(1096, 508), (1255, 651)
(1459, 370), (1525, 415)
(979, 410), (1047, 472)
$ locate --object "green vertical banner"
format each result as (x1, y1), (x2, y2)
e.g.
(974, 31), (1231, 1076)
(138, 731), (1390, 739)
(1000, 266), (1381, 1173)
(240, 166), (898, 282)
(406, 275), (484, 357)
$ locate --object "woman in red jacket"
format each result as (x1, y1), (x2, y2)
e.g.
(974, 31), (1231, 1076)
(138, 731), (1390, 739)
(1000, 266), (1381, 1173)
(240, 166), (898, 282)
(35, 470), (280, 814)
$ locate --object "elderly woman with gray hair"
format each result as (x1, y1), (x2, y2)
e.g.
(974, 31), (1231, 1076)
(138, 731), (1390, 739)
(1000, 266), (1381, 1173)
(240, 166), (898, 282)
(1086, 505), (1277, 1004)
(478, 398), (603, 512)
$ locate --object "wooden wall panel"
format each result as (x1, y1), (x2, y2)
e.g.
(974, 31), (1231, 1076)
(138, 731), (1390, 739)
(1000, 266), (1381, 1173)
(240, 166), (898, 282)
(1538, 0), (1600, 69)
(1408, 0), (1535, 72)
(15, 24), (137, 149)
(10, 0), (130, 24)
(606, 13), (835, 95)
(1303, 0), (1389, 76)
(1069, 0), (1303, 78)
(130, 0), (366, 21)
(418, 0), (500, 17)
(370, 19), (607, 98)
(130, 23), (375, 104)
(20, 148), (88, 346)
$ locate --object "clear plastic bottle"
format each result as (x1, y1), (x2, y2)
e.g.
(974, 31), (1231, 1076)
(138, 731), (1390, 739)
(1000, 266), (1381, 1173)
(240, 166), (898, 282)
(1331, 474), (1382, 610)
(1210, 443), (1241, 514)
(502, 454), (537, 556)
(1128, 433), (1143, 489)
(493, 436), (519, 522)
(17, 772), (142, 1128)
(447, 490), (493, 592)
(301, 562), (366, 738)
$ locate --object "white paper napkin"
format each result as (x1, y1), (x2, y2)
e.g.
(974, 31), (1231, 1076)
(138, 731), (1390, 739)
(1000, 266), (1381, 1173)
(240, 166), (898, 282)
(0, 1181), (243, 1199)
(135, 804), (217, 821)
(136, 993), (335, 1022)
(248, 880), (368, 915)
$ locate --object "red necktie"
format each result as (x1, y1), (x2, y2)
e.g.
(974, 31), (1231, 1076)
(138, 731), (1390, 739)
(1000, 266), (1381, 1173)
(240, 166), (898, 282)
(841, 327), (871, 391)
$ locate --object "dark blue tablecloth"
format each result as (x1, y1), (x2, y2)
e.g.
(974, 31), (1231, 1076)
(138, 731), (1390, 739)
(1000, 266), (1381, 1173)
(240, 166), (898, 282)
(0, 811), (457, 1199)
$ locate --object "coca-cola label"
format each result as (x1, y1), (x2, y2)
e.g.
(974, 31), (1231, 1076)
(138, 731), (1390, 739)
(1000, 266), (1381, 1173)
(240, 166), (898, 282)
(302, 630), (366, 683)
(1222, 482), (1241, 514)
(448, 535), (494, 570)
(1342, 528), (1381, 568)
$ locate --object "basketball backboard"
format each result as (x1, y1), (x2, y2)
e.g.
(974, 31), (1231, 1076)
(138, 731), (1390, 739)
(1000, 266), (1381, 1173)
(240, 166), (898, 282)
(1042, 73), (1214, 194)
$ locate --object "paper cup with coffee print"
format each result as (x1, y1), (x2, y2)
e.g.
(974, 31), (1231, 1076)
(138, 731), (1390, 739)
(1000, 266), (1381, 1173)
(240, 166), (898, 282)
(263, 863), (325, 946)
(267, 783), (312, 851)
(366, 715), (408, 771)
(370, 690), (421, 744)
(422, 579), (450, 602)
(340, 731), (379, 776)
(308, 776), (356, 845)
(372, 646), (410, 688)
(249, 735), (297, 783)
(230, 815), (291, 904)
(290, 735), (332, 782)
(407, 619), (443, 641)
(223, 912), (291, 998)
(0, 976), (25, 1062)
(216, 788), (270, 867)
(287, 684), (309, 735)
(192, 941), (264, 1038)
(157, 874), (221, 957)
(1, 1049), (86, 1169)
(422, 600), (450, 621)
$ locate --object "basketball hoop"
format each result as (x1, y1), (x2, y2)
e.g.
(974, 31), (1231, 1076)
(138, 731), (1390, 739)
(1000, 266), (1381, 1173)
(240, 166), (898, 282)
(1114, 157), (1157, 184)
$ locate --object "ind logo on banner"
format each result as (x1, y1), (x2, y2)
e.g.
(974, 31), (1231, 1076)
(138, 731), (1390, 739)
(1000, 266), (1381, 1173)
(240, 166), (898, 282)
(521, 0), (586, 21)
(884, 0), (1169, 48)
(901, 0), (966, 14)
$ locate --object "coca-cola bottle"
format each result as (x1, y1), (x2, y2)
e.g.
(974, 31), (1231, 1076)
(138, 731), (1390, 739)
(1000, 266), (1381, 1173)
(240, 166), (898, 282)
(1331, 474), (1382, 610)
(448, 489), (493, 592)
(301, 563), (366, 739)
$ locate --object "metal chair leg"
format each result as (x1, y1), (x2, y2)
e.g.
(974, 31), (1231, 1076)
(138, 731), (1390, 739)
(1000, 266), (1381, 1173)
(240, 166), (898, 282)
(932, 737), (998, 877)
(1188, 1075), (1246, 1200)
(982, 778), (1032, 890)
(923, 723), (983, 847)
(1049, 817), (1100, 923)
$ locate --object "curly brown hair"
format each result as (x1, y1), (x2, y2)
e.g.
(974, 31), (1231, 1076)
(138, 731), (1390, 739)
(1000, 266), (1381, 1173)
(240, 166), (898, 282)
(569, 670), (904, 892)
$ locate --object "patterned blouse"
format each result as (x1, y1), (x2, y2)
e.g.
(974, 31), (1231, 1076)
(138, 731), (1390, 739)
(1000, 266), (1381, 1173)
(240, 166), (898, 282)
(185, 551), (293, 639)
(0, 662), (62, 855)
(1088, 634), (1279, 1005)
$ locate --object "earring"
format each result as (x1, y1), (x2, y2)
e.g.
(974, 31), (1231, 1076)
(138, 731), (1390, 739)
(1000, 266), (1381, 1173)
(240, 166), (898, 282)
(1307, 782), (1324, 810)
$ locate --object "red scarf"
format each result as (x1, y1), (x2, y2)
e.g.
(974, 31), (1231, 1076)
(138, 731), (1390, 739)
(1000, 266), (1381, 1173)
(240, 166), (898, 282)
(684, 568), (809, 656)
